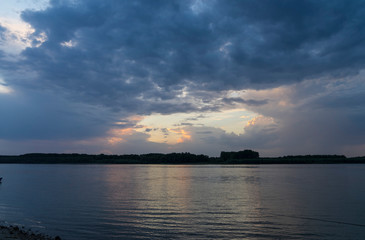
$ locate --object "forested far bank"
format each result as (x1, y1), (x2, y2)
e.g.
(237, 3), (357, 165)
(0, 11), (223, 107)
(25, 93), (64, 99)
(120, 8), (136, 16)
(0, 151), (364, 164)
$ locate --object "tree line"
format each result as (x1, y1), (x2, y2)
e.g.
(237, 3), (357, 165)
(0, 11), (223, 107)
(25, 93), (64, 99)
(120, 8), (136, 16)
(0, 150), (364, 164)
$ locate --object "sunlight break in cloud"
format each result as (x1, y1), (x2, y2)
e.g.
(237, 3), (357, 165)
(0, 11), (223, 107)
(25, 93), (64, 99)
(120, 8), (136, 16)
(134, 108), (260, 146)
(0, 0), (49, 55)
(245, 116), (275, 128)
(107, 128), (134, 145)
(168, 128), (192, 144)
(0, 18), (35, 55)
(0, 78), (13, 94)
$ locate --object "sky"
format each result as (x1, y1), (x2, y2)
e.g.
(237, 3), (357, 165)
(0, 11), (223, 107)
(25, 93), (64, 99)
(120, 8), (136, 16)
(1, 0), (365, 157)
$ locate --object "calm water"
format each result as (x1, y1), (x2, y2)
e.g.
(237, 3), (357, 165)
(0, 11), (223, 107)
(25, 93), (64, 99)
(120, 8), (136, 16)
(0, 164), (364, 239)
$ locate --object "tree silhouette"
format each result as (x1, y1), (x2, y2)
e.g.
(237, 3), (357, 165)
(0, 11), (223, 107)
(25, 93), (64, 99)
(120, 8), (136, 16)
(220, 149), (259, 160)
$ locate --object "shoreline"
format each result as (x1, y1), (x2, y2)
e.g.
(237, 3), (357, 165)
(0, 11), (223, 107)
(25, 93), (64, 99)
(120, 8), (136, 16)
(0, 225), (61, 240)
(1, 153), (365, 164)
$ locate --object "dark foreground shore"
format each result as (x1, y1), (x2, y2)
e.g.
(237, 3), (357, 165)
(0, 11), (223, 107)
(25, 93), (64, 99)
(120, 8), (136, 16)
(0, 225), (61, 240)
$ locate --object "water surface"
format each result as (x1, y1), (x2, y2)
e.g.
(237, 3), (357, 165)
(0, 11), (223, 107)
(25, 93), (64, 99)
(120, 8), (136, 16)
(0, 164), (364, 239)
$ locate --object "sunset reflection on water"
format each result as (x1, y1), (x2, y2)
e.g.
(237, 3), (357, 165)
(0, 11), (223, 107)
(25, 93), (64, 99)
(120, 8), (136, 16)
(0, 164), (364, 239)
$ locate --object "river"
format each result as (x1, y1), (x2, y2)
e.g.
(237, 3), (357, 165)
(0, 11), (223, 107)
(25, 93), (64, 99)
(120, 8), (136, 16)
(0, 164), (364, 239)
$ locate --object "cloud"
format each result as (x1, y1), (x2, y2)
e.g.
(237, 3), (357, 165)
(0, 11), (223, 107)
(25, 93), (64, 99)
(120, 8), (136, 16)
(0, 0), (363, 114)
(0, 18), (36, 56)
(239, 74), (365, 156)
(154, 120), (278, 156)
(222, 97), (268, 106)
(0, 78), (13, 94)
(1, 0), (365, 156)
(0, 89), (124, 140)
(0, 24), (5, 37)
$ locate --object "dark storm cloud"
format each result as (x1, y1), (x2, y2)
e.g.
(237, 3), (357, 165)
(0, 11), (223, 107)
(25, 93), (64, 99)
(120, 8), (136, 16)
(174, 122), (193, 127)
(0, 24), (5, 37)
(0, 0), (361, 114)
(315, 92), (365, 110)
(238, 76), (365, 156)
(222, 97), (268, 106)
(0, 90), (121, 140)
(180, 122), (193, 126)
(0, 24), (6, 57)
(185, 115), (206, 121)
(196, 131), (213, 134)
(273, 109), (365, 155)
